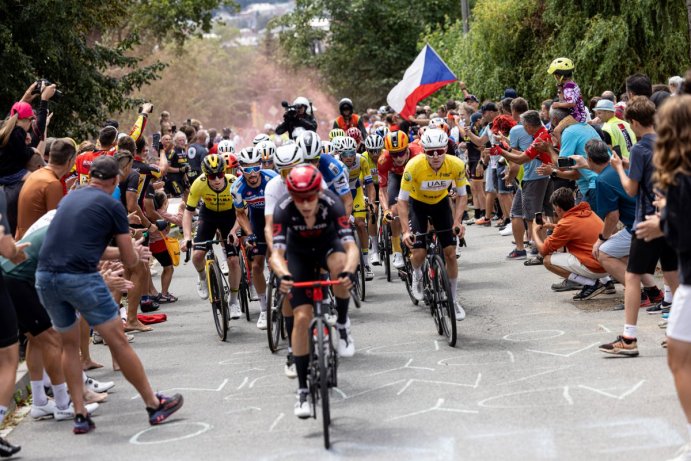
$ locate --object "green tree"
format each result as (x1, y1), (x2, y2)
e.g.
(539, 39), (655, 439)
(0, 0), (234, 138)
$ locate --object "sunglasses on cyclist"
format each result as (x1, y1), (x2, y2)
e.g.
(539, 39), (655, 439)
(291, 191), (319, 203)
(339, 149), (356, 158)
(261, 159), (273, 165)
(241, 165), (262, 174)
(367, 149), (382, 156)
(207, 172), (225, 180)
(425, 149), (446, 158)
(390, 150), (408, 158)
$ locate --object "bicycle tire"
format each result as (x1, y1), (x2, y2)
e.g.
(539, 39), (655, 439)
(432, 255), (457, 346)
(382, 224), (392, 282)
(208, 262), (229, 341)
(424, 259), (444, 335)
(317, 318), (331, 449)
(266, 274), (283, 353)
(401, 249), (419, 306)
(238, 252), (251, 322)
(359, 251), (366, 303)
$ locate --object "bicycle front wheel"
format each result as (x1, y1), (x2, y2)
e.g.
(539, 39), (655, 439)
(317, 319), (331, 449)
(432, 255), (457, 347)
(208, 262), (229, 341)
(358, 251), (366, 303)
(382, 224), (392, 282)
(266, 274), (283, 352)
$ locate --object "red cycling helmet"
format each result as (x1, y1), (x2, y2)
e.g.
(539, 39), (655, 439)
(286, 164), (322, 195)
(223, 152), (238, 172)
(346, 127), (362, 144)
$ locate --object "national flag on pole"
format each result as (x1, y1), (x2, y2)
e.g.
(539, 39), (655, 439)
(387, 45), (457, 120)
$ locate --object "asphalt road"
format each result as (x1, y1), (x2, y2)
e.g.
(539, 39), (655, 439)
(8, 223), (687, 460)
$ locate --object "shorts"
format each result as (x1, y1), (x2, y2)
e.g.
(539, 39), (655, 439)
(0, 273), (18, 348)
(510, 188), (524, 219)
(386, 172), (402, 207)
(468, 160), (483, 180)
(5, 277), (53, 336)
(549, 252), (607, 280)
(493, 165), (515, 194)
(484, 167), (496, 193)
(164, 174), (188, 197)
(599, 228), (632, 259)
(249, 211), (268, 257)
(626, 234), (677, 275)
(194, 213), (239, 257)
(667, 285), (691, 343)
(521, 178), (553, 219)
(35, 271), (120, 332)
(352, 186), (367, 219)
(286, 241), (345, 309)
(409, 197), (456, 250)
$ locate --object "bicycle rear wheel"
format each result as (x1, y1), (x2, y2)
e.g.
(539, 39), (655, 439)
(382, 224), (392, 282)
(266, 274), (283, 352)
(358, 251), (366, 303)
(317, 318), (331, 449)
(432, 255), (457, 347)
(208, 262), (229, 341)
(401, 249), (419, 306)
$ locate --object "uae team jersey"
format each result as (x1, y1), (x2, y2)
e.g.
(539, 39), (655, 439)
(400, 154), (469, 205)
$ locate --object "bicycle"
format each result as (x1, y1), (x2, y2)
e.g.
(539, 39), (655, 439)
(237, 237), (253, 322)
(351, 224), (366, 304)
(266, 271), (287, 353)
(397, 243), (420, 306)
(378, 210), (393, 282)
(185, 240), (231, 341)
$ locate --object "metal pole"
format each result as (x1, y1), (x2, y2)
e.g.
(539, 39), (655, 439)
(461, 0), (469, 33)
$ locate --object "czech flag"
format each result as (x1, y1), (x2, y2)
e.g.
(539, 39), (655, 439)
(387, 44), (457, 120)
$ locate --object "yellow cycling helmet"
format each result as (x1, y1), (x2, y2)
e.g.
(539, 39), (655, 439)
(202, 153), (226, 176)
(329, 128), (346, 141)
(384, 130), (409, 153)
(548, 57), (574, 75)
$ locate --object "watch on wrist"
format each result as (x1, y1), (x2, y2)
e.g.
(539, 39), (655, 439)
(550, 171), (558, 179)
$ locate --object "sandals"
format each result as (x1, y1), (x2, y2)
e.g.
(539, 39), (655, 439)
(524, 256), (543, 266)
(154, 293), (178, 304)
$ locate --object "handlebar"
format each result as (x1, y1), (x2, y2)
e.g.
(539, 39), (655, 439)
(292, 280), (343, 288)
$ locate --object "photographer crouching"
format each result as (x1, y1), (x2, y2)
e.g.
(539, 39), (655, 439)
(275, 97), (317, 139)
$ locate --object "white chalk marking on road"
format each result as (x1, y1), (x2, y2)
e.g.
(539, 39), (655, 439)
(368, 358), (435, 377)
(387, 398), (479, 421)
(333, 387), (347, 400)
(525, 342), (599, 358)
(503, 330), (565, 342)
(506, 351), (515, 363)
(130, 379), (230, 400)
(249, 375), (270, 388)
(339, 380), (407, 400)
(129, 422), (212, 445)
(396, 374), (482, 396)
(434, 340), (440, 351)
(578, 380), (645, 400)
(226, 407), (261, 415)
(236, 377), (249, 390)
(268, 413), (284, 432)
(478, 386), (575, 409)
(365, 341), (435, 355)
(599, 324), (611, 333)
(233, 368), (265, 374)
(563, 386), (573, 405)
(502, 366), (572, 385)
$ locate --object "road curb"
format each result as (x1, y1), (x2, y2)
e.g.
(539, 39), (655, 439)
(11, 362), (30, 414)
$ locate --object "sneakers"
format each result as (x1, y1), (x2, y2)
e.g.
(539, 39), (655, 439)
(249, 284), (259, 301)
(392, 252), (405, 269)
(667, 442), (691, 461)
(284, 353), (297, 379)
(55, 402), (99, 421)
(475, 217), (491, 226)
(147, 393), (184, 425)
(196, 279), (209, 300)
(411, 271), (424, 301)
(364, 264), (374, 281)
(337, 325), (355, 357)
(454, 301), (466, 321)
(506, 249), (527, 260)
(599, 336), (639, 357)
(31, 399), (57, 419)
(85, 377), (114, 393)
(603, 280), (616, 295)
(369, 251), (381, 266)
(646, 288), (664, 304)
(648, 301), (672, 314)
(499, 226), (513, 236)
(551, 279), (583, 292)
(140, 299), (160, 313)
(294, 391), (312, 419)
(229, 301), (241, 319)
(0, 436), (20, 457)
(572, 281), (606, 301)
(256, 311), (267, 330)
(73, 413), (95, 434)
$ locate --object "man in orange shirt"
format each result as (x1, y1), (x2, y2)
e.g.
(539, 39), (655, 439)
(533, 187), (610, 301)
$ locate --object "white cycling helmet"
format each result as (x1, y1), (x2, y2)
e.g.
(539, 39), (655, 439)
(253, 133), (270, 145)
(297, 130), (322, 160)
(292, 96), (310, 108)
(321, 140), (333, 155)
(217, 139), (235, 154)
(274, 144), (303, 170)
(238, 146), (261, 165)
(334, 135), (357, 154)
(421, 128), (448, 150)
(291, 126), (306, 140)
(330, 136), (346, 153)
(254, 140), (276, 162)
(364, 133), (384, 151)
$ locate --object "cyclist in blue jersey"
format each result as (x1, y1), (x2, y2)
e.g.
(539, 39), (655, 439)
(296, 131), (353, 215)
(231, 147), (279, 330)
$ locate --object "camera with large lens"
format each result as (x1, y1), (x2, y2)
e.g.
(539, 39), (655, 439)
(281, 100), (297, 119)
(32, 79), (63, 102)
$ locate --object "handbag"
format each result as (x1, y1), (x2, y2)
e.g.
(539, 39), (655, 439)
(164, 236), (181, 267)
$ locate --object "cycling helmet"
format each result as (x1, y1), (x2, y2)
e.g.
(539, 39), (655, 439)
(335, 136), (357, 154)
(329, 128), (346, 140)
(330, 136), (346, 153)
(339, 98), (354, 114)
(254, 140), (276, 162)
(292, 96), (310, 108)
(297, 131), (322, 160)
(291, 126), (306, 140)
(223, 152), (238, 172)
(253, 133), (270, 145)
(321, 140), (333, 155)
(421, 129), (448, 150)
(238, 147), (261, 165)
(364, 134), (384, 151)
(384, 130), (409, 153)
(217, 139), (235, 154)
(346, 127), (362, 144)
(274, 144), (303, 170)
(548, 57), (574, 75)
(202, 154), (226, 176)
(286, 164), (322, 195)
(375, 126), (389, 138)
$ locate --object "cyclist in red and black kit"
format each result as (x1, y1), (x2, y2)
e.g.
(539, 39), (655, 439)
(270, 164), (360, 419)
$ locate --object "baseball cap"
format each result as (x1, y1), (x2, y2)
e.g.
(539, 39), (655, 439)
(10, 102), (34, 120)
(470, 112), (483, 125)
(480, 102), (499, 113)
(90, 156), (123, 180)
(594, 99), (615, 112)
(464, 95), (479, 103)
(503, 88), (518, 99)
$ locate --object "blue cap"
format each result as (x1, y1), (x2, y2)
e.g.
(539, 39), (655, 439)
(594, 99), (616, 112)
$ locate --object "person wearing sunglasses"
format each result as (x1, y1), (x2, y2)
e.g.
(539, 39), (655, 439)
(398, 128), (469, 321)
(255, 140), (276, 171)
(231, 147), (279, 329)
(362, 134), (385, 265)
(181, 154), (241, 313)
(378, 130), (423, 269)
(270, 164), (359, 418)
(335, 136), (376, 280)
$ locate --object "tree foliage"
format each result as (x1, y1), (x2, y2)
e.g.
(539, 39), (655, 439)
(422, 0), (691, 108)
(0, 0), (234, 138)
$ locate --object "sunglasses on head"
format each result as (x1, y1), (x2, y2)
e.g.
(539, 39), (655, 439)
(207, 172), (225, 180)
(241, 165), (261, 174)
(390, 150), (408, 158)
(425, 149), (446, 158)
(291, 191), (319, 203)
